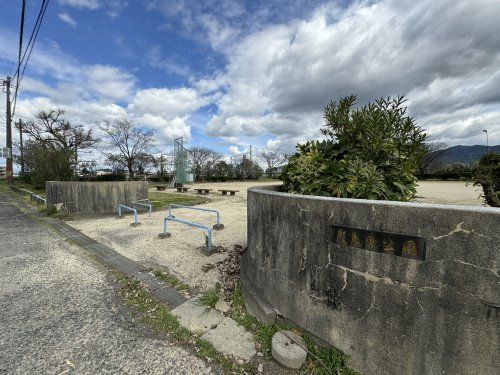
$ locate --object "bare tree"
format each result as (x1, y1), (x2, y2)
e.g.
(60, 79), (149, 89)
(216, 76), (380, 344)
(420, 142), (449, 174)
(99, 119), (155, 179)
(22, 109), (98, 165)
(258, 149), (287, 178)
(188, 147), (223, 182)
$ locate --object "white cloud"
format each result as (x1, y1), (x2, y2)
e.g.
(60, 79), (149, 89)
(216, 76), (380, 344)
(58, 12), (77, 28)
(106, 0), (128, 18)
(58, 0), (100, 10)
(203, 0), (500, 148)
(84, 65), (136, 101)
(130, 87), (208, 118)
(137, 114), (191, 143)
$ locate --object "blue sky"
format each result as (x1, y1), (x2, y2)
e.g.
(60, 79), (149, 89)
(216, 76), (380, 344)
(1, 0), (499, 162)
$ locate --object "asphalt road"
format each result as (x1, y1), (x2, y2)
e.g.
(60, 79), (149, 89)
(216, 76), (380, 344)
(0, 192), (210, 374)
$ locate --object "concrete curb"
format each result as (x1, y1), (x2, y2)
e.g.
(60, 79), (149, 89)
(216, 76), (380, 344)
(7, 189), (186, 309)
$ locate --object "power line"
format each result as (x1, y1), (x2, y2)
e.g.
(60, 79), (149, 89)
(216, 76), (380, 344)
(13, 0), (26, 115)
(12, 0), (48, 81)
(12, 0), (50, 117)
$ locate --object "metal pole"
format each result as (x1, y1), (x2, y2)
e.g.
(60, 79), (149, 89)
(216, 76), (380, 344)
(483, 129), (489, 154)
(18, 119), (24, 175)
(4, 76), (13, 184)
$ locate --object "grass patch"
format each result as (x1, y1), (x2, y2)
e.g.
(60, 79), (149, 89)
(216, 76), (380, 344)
(39, 205), (57, 216)
(117, 274), (252, 373)
(198, 283), (221, 309)
(153, 270), (190, 292)
(1, 178), (46, 195)
(231, 283), (289, 357)
(231, 283), (358, 375)
(148, 191), (208, 210)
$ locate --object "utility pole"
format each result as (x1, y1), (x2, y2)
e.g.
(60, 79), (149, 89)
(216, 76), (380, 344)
(249, 145), (252, 162)
(483, 129), (489, 154)
(160, 154), (164, 177)
(2, 76), (13, 184)
(17, 119), (24, 175)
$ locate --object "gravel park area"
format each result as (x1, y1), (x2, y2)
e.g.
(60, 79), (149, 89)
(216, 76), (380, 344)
(67, 180), (485, 291)
(68, 180), (282, 291)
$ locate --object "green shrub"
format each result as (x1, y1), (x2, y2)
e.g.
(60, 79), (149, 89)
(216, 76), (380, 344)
(283, 95), (427, 201)
(472, 152), (500, 207)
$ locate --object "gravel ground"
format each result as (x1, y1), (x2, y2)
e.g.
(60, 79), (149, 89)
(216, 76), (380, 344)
(68, 181), (282, 291)
(0, 193), (210, 374)
(415, 180), (485, 206)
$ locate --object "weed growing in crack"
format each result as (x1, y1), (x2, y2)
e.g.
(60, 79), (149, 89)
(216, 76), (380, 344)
(198, 283), (221, 309)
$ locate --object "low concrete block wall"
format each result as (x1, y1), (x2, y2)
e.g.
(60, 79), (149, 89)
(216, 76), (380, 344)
(46, 181), (148, 215)
(242, 185), (500, 375)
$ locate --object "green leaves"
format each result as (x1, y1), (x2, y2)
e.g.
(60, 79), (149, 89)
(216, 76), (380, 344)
(472, 152), (500, 207)
(283, 95), (427, 201)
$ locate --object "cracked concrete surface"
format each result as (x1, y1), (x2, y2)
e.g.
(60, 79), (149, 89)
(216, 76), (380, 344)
(0, 192), (210, 374)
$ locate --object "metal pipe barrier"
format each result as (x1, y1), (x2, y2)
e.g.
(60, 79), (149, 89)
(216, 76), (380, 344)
(117, 204), (140, 226)
(133, 201), (152, 218)
(14, 188), (46, 206)
(31, 194), (46, 205)
(167, 204), (224, 230)
(159, 216), (213, 251)
(18, 188), (33, 196)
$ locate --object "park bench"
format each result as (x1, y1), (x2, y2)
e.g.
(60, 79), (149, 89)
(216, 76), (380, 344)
(218, 189), (239, 196)
(194, 188), (212, 195)
(155, 185), (167, 191)
(176, 187), (190, 192)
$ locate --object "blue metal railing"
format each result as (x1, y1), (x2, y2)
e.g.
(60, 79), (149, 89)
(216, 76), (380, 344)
(133, 201), (152, 218)
(117, 204), (139, 225)
(160, 216), (213, 250)
(167, 204), (223, 229)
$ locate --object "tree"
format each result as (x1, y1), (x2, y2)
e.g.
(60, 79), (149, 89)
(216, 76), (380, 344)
(15, 109), (98, 187)
(188, 147), (223, 182)
(99, 119), (155, 179)
(211, 161), (233, 181)
(235, 156), (263, 180)
(420, 142), (449, 174)
(258, 150), (287, 178)
(21, 140), (75, 189)
(22, 109), (97, 166)
(472, 152), (500, 207)
(282, 95), (428, 201)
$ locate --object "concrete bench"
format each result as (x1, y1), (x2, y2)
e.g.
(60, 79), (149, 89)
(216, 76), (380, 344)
(194, 188), (212, 195)
(218, 189), (239, 196)
(155, 186), (167, 191)
(176, 187), (190, 192)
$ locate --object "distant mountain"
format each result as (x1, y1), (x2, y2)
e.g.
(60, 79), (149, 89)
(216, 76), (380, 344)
(437, 145), (500, 166)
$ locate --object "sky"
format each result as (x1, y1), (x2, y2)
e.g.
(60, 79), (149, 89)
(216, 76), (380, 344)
(1, 0), (499, 164)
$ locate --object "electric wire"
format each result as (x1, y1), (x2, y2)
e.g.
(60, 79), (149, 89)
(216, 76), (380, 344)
(12, 0), (50, 117)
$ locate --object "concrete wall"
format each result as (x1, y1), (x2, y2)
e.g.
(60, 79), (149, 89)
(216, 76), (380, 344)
(46, 181), (148, 215)
(242, 185), (500, 375)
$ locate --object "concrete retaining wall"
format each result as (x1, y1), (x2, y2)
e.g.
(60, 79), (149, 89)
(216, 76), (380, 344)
(46, 181), (148, 215)
(242, 185), (500, 375)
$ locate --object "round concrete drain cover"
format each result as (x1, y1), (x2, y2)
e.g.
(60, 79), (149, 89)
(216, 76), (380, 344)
(271, 330), (307, 369)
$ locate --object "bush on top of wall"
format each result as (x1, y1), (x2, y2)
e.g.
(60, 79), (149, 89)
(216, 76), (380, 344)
(282, 95), (428, 201)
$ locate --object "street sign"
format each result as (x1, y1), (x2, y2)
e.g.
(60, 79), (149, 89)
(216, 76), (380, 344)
(1, 147), (11, 158)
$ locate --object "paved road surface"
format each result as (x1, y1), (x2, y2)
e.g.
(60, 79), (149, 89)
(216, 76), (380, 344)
(0, 192), (209, 374)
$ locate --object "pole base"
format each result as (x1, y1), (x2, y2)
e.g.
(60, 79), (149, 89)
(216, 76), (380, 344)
(158, 232), (172, 239)
(130, 222), (142, 227)
(213, 223), (224, 230)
